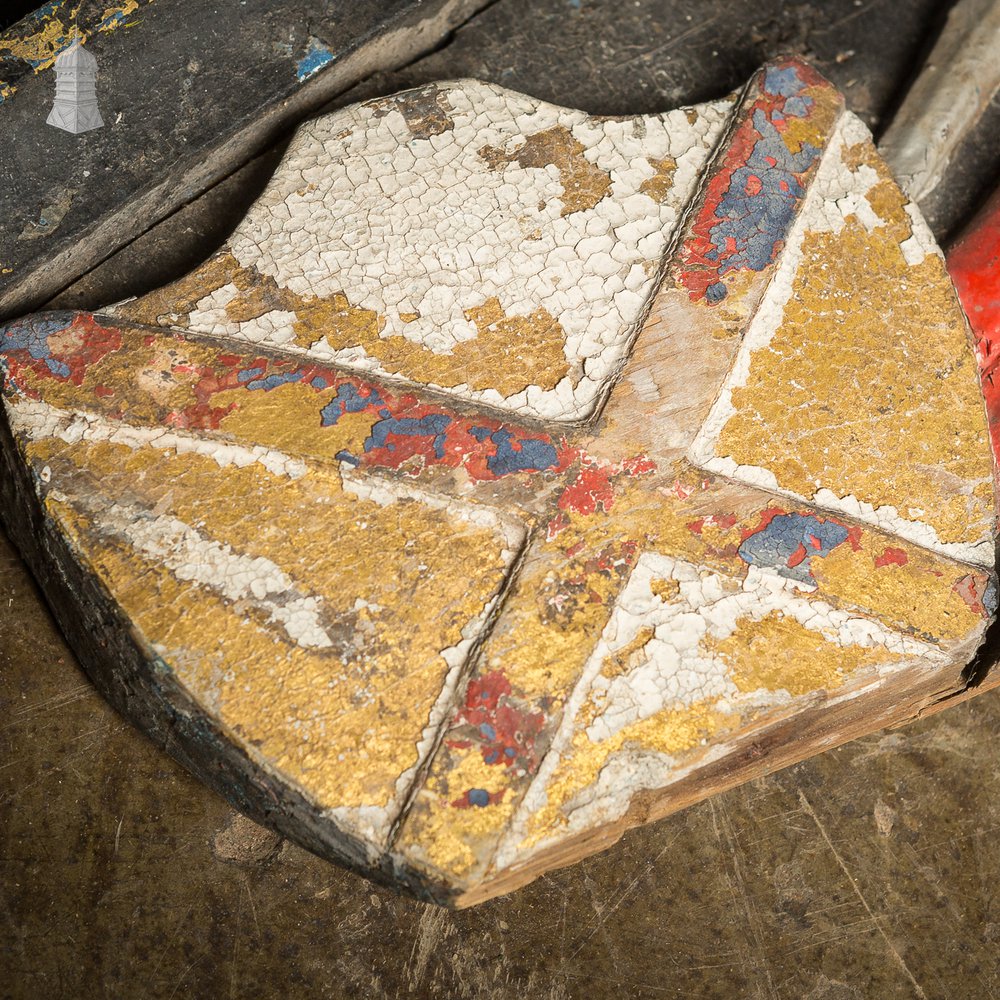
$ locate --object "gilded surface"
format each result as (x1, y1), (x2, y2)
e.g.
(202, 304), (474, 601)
(24, 431), (522, 847)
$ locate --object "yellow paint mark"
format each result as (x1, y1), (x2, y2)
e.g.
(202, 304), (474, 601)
(98, 2), (140, 29)
(400, 751), (518, 876)
(295, 288), (572, 396)
(115, 253), (241, 327)
(0, 19), (82, 73)
(706, 610), (902, 697)
(649, 577), (680, 602)
(601, 625), (656, 681)
(479, 125), (612, 216)
(521, 597), (903, 851)
(118, 252), (572, 398)
(218, 383), (372, 462)
(522, 698), (729, 848)
(811, 532), (984, 642)
(778, 84), (842, 155)
(638, 156), (677, 202)
(0, 1), (146, 75)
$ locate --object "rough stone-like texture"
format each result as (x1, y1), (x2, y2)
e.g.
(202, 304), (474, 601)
(3, 58), (996, 906)
(0, 0), (494, 319)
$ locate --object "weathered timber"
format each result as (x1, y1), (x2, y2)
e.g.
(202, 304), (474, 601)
(2, 59), (997, 904)
(879, 0), (1000, 209)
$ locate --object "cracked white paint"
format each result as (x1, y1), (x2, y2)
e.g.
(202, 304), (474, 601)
(8, 397), (309, 479)
(15, 393), (528, 854)
(88, 499), (335, 649)
(586, 556), (937, 744)
(183, 82), (733, 421)
(496, 551), (940, 865)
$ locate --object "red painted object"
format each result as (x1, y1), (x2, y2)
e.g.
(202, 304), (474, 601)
(949, 186), (1000, 465)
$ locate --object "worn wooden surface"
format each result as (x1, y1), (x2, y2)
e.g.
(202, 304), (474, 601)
(5, 0), (1000, 995)
(5, 57), (995, 904)
(879, 0), (1000, 208)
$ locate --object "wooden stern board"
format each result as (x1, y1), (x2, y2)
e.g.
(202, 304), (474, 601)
(1, 58), (996, 905)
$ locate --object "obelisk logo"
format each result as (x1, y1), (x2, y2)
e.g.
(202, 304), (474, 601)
(47, 41), (104, 134)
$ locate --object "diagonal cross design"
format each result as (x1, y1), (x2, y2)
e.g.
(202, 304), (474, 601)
(1, 58), (995, 905)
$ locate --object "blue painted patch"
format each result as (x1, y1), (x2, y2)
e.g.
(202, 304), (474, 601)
(986, 577), (999, 617)
(705, 282), (728, 304)
(296, 38), (334, 81)
(0, 316), (74, 378)
(738, 512), (849, 585)
(763, 64), (808, 98)
(245, 370), (304, 391)
(706, 108), (820, 287)
(335, 450), (360, 466)
(237, 366), (265, 383)
(467, 788), (490, 807)
(701, 64), (822, 303)
(470, 426), (559, 476)
(319, 383), (384, 426)
(365, 413), (452, 459)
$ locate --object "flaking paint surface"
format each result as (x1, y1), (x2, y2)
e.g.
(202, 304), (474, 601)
(15, 426), (523, 849)
(1, 58), (995, 897)
(690, 114), (995, 565)
(115, 81), (733, 422)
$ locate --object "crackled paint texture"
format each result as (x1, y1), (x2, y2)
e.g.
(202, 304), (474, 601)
(678, 61), (839, 304)
(2, 59), (996, 903)
(689, 112), (996, 566)
(115, 82), (733, 422)
(5, 373), (526, 851)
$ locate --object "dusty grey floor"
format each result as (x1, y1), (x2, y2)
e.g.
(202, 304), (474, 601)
(3, 1), (1000, 997)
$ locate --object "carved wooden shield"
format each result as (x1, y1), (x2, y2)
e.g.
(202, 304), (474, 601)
(1, 58), (995, 905)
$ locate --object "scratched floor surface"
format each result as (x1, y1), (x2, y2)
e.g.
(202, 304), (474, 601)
(4, 0), (1000, 996)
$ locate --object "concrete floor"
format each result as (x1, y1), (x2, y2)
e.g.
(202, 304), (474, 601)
(4, 1), (1000, 996)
